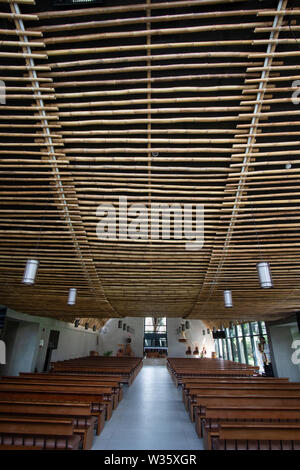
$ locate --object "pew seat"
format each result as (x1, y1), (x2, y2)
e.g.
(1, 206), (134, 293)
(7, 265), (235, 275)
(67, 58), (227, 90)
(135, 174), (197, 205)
(212, 423), (300, 450)
(0, 416), (81, 450)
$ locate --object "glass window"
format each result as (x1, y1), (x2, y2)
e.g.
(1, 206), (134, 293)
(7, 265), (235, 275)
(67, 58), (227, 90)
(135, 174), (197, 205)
(222, 339), (228, 360)
(226, 339), (233, 361)
(238, 337), (246, 362)
(144, 317), (166, 333)
(251, 322), (260, 335)
(236, 325), (243, 336)
(228, 326), (235, 337)
(242, 323), (250, 336)
(245, 337), (255, 365)
(218, 339), (224, 359)
(261, 321), (267, 334)
(215, 340), (219, 357)
(231, 338), (239, 362)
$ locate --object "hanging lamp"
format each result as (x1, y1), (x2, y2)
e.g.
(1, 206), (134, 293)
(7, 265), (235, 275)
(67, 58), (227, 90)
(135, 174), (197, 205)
(223, 289), (233, 308)
(257, 261), (273, 289)
(68, 288), (77, 305)
(22, 259), (39, 285)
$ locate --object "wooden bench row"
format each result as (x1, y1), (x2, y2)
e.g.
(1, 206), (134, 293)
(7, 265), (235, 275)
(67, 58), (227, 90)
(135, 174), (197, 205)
(167, 357), (259, 386)
(50, 357), (143, 385)
(168, 358), (300, 450)
(0, 357), (143, 450)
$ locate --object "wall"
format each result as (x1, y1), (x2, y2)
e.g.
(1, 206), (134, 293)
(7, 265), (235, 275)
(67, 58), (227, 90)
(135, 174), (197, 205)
(0, 307), (100, 376)
(268, 322), (300, 381)
(99, 317), (144, 357)
(0, 308), (145, 376)
(167, 318), (215, 358)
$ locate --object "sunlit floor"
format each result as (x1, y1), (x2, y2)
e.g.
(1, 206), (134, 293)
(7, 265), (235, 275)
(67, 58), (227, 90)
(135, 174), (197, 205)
(92, 358), (204, 450)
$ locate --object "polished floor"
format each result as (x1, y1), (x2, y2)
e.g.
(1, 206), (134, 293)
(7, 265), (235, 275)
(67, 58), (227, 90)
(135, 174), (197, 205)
(92, 359), (204, 450)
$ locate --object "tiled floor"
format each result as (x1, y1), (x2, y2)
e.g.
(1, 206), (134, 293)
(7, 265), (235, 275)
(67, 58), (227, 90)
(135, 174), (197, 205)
(92, 359), (204, 450)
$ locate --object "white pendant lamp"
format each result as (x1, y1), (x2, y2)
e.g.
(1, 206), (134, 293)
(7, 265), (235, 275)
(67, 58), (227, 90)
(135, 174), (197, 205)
(22, 259), (39, 285)
(257, 261), (273, 288)
(223, 289), (233, 308)
(68, 288), (77, 305)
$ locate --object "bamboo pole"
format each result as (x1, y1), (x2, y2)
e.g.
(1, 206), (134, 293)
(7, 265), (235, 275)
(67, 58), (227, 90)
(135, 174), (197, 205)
(44, 60), (263, 75)
(36, 0), (250, 20)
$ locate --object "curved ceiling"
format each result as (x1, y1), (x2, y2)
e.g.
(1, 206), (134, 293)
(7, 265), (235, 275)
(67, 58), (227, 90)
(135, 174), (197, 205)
(0, 0), (300, 326)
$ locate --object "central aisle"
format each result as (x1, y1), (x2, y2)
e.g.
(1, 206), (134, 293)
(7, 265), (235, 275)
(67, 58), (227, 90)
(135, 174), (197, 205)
(92, 359), (204, 450)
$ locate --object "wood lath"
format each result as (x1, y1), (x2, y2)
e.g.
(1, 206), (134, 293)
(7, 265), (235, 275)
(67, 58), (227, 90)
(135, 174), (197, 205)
(0, 0), (300, 326)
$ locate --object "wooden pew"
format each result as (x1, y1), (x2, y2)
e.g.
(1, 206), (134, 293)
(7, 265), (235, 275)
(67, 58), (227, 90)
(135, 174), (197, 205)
(167, 357), (259, 386)
(0, 388), (108, 434)
(19, 372), (124, 401)
(189, 388), (300, 421)
(182, 378), (291, 406)
(186, 384), (300, 413)
(214, 423), (300, 450)
(0, 445), (43, 450)
(0, 416), (81, 450)
(50, 357), (143, 385)
(194, 396), (300, 433)
(0, 382), (114, 421)
(2, 377), (121, 410)
(0, 401), (98, 450)
(170, 368), (259, 386)
(201, 406), (300, 449)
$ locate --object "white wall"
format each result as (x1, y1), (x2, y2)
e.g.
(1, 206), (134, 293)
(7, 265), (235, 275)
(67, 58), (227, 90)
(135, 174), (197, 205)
(99, 317), (144, 357)
(1, 308), (101, 375)
(0, 309), (145, 376)
(268, 322), (300, 381)
(0, 308), (218, 376)
(167, 318), (215, 358)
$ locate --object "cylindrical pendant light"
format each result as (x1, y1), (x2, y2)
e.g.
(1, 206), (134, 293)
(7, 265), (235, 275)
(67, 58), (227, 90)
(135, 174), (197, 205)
(67, 288), (77, 305)
(223, 290), (233, 308)
(257, 261), (273, 288)
(22, 259), (39, 285)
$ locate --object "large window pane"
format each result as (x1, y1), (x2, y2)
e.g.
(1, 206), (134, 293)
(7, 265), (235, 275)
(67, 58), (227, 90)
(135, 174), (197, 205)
(226, 339), (233, 360)
(245, 337), (255, 365)
(236, 325), (243, 337)
(228, 326), (235, 338)
(215, 340), (219, 357)
(261, 321), (267, 334)
(238, 337), (246, 363)
(223, 339), (228, 360)
(242, 323), (250, 336)
(219, 339), (224, 359)
(251, 322), (260, 335)
(231, 338), (239, 362)
(144, 317), (167, 333)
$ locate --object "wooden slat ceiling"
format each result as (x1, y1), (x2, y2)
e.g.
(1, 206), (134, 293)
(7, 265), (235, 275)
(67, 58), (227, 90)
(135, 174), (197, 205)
(0, 0), (300, 327)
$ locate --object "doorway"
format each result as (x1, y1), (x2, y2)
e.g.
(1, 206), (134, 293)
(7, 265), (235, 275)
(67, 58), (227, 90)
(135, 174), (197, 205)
(144, 317), (168, 358)
(43, 329), (60, 372)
